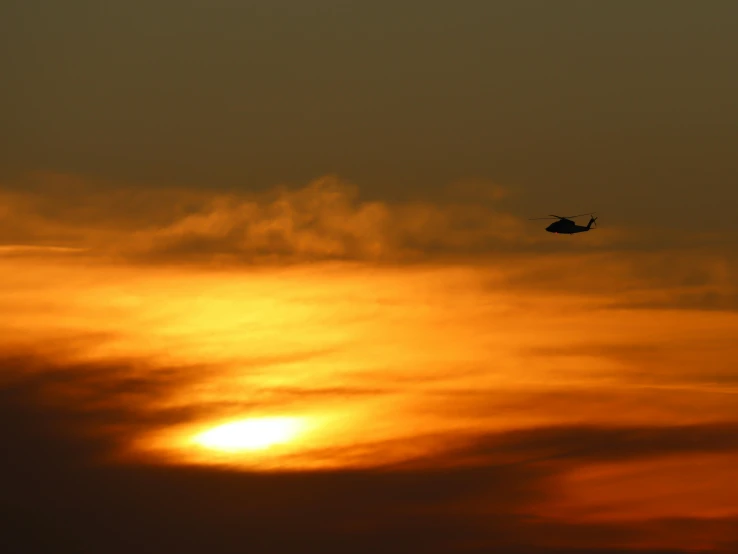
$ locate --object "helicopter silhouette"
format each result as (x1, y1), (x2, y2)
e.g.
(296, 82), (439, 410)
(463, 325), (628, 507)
(529, 213), (598, 234)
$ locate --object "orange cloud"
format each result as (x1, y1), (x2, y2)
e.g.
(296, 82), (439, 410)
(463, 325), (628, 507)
(0, 230), (737, 551)
(0, 172), (542, 264)
(6, 171), (732, 269)
(120, 176), (532, 264)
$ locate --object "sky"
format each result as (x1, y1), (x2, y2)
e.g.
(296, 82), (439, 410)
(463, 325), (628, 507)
(2, 2), (738, 553)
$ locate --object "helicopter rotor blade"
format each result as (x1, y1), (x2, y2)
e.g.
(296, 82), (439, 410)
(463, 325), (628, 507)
(529, 212), (597, 221)
(552, 212), (596, 219)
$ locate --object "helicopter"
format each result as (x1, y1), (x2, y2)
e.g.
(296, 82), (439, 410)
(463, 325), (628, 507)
(529, 213), (598, 234)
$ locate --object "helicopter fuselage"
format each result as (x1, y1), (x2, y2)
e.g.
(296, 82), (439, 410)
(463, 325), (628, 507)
(545, 219), (592, 234)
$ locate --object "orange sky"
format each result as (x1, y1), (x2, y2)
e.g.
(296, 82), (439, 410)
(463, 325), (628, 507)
(5, 3), (738, 550)
(1, 174), (737, 552)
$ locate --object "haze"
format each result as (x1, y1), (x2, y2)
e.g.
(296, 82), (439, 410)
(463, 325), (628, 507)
(2, 2), (737, 553)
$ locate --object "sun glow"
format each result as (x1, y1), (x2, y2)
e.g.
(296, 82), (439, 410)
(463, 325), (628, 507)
(194, 417), (304, 452)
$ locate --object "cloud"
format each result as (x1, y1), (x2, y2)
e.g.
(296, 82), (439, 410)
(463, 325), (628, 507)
(0, 171), (552, 265)
(2, 171), (738, 552)
(0, 351), (538, 552)
(2, 346), (737, 553)
(455, 423), (738, 465)
(493, 248), (738, 312)
(119, 176), (531, 264)
(527, 340), (738, 388)
(4, 344), (738, 471)
(4, 171), (736, 273)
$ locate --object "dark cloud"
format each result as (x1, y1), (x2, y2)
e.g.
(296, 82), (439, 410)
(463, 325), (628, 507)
(422, 386), (738, 433)
(497, 249), (737, 295)
(5, 348), (738, 465)
(0, 347), (340, 448)
(459, 423), (738, 465)
(612, 290), (738, 312)
(1, 351), (737, 553)
(0, 360), (541, 553)
(4, 376), (735, 553)
(526, 339), (738, 387)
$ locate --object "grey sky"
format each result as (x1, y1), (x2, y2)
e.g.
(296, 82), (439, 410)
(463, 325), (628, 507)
(3, 1), (737, 229)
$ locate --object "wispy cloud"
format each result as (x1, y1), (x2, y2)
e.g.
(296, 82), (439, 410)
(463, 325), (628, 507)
(4, 171), (735, 272)
(0, 172), (523, 262)
(3, 172), (645, 265)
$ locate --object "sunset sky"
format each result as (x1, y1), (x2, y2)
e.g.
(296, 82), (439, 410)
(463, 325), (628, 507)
(2, 2), (738, 553)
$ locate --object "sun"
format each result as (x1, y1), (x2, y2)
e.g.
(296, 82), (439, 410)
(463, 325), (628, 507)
(194, 417), (303, 453)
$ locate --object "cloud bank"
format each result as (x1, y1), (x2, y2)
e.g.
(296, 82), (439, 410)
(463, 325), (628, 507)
(2, 349), (737, 553)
